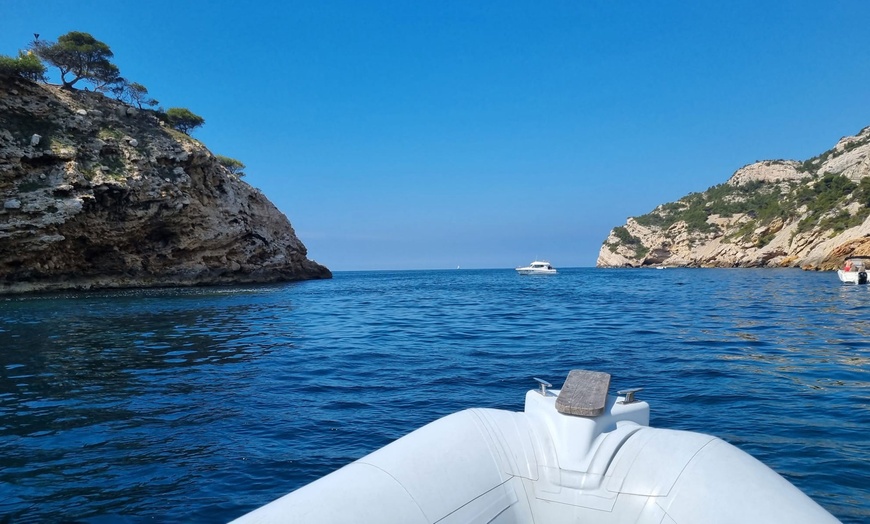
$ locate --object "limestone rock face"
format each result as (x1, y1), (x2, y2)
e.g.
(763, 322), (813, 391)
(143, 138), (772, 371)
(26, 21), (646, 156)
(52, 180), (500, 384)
(0, 77), (331, 294)
(598, 126), (870, 270)
(727, 160), (806, 186)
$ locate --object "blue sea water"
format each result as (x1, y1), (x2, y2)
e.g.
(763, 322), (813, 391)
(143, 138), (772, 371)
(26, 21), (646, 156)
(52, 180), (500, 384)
(0, 268), (868, 523)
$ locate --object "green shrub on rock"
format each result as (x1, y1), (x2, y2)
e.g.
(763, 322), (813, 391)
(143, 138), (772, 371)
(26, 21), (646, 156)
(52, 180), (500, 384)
(0, 51), (46, 81)
(216, 155), (246, 177)
(165, 107), (205, 135)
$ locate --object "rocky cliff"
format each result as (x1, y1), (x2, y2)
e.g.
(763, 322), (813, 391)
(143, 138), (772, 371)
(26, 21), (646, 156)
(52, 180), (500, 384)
(0, 76), (331, 294)
(598, 126), (870, 270)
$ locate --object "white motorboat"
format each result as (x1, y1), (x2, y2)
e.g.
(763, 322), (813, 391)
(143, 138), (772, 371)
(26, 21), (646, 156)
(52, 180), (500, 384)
(838, 257), (868, 284)
(515, 260), (557, 275)
(231, 370), (838, 524)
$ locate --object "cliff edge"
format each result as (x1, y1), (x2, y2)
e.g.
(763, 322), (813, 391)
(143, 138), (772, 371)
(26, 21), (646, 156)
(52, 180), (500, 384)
(0, 77), (331, 294)
(598, 126), (870, 270)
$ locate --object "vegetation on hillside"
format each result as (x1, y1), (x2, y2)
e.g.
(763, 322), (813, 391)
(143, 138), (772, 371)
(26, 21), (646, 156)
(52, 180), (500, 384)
(0, 51), (46, 81)
(617, 168), (869, 255)
(634, 180), (786, 234)
(799, 129), (870, 173)
(164, 108), (205, 135)
(216, 155), (246, 177)
(2, 31), (242, 168)
(113, 81), (158, 109)
(609, 226), (648, 258)
(31, 31), (118, 90)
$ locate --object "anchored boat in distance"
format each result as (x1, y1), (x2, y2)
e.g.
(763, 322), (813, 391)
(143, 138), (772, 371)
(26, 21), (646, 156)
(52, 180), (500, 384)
(838, 257), (868, 284)
(516, 260), (557, 275)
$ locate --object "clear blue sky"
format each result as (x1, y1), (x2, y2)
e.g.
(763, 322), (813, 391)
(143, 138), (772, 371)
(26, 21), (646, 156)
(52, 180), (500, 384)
(3, 1), (869, 270)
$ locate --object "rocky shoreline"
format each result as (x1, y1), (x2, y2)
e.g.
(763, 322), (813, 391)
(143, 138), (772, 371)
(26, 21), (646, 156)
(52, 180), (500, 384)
(0, 77), (330, 294)
(598, 126), (870, 270)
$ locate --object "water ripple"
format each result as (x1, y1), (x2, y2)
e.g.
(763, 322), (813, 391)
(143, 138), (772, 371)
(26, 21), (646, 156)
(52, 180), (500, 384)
(0, 269), (867, 522)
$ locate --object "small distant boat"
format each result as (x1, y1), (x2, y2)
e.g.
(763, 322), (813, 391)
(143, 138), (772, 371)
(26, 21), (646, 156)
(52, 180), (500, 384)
(515, 260), (557, 275)
(838, 257), (868, 284)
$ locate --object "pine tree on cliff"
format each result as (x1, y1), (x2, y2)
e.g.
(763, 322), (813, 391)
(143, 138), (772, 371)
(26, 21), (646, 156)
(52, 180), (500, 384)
(165, 107), (205, 135)
(31, 31), (120, 90)
(112, 81), (159, 109)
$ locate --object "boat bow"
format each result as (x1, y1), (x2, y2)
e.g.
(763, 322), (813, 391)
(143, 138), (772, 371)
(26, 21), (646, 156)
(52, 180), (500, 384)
(232, 370), (839, 524)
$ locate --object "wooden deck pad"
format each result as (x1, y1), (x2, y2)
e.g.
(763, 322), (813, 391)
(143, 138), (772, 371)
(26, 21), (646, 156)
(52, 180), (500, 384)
(555, 370), (611, 417)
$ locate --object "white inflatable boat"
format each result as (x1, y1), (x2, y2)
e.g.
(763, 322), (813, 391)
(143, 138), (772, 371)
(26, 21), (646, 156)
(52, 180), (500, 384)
(232, 370), (839, 524)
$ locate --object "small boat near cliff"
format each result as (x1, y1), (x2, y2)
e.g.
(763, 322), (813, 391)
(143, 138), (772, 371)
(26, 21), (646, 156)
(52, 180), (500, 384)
(838, 257), (868, 284)
(232, 369), (837, 524)
(516, 260), (557, 275)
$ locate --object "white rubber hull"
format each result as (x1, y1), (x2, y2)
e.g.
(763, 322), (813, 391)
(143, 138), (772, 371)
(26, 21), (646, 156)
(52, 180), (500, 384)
(838, 269), (867, 284)
(233, 389), (838, 524)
